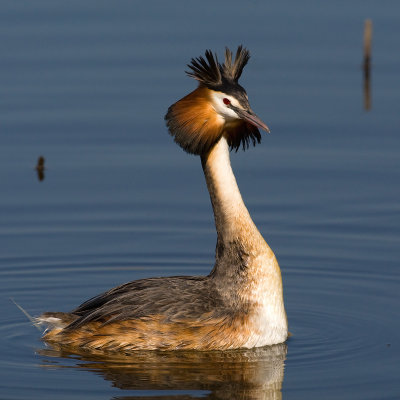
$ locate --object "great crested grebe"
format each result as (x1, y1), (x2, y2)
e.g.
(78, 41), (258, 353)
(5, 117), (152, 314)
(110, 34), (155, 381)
(37, 46), (288, 351)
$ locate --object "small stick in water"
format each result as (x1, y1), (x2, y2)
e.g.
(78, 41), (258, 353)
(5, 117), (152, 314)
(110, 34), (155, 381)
(363, 19), (372, 77)
(35, 156), (45, 181)
(363, 19), (372, 110)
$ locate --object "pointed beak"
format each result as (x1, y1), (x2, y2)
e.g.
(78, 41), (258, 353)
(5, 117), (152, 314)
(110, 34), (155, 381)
(235, 107), (270, 133)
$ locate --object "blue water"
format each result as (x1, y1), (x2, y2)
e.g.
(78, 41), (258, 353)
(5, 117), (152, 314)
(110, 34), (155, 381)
(1, 1), (399, 399)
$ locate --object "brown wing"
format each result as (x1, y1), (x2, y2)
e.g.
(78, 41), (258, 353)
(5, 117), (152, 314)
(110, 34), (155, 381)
(66, 275), (229, 330)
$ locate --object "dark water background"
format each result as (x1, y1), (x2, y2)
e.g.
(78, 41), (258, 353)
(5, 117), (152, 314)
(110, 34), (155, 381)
(1, 1), (399, 399)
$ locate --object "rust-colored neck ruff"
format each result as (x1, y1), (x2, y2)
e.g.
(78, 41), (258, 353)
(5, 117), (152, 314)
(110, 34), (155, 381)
(166, 87), (224, 155)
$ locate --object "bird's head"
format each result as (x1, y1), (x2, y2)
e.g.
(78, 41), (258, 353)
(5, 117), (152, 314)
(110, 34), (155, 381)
(165, 46), (270, 156)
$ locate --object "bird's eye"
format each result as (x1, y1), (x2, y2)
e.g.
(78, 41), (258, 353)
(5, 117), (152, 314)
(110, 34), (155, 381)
(223, 98), (231, 105)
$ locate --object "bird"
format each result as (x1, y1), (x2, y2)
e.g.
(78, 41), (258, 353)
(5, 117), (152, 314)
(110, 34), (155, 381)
(37, 46), (288, 352)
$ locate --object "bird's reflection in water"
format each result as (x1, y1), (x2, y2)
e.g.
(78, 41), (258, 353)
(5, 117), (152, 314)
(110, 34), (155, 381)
(38, 343), (287, 400)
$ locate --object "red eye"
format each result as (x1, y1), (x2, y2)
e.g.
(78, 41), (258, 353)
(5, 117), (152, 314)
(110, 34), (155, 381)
(223, 98), (231, 105)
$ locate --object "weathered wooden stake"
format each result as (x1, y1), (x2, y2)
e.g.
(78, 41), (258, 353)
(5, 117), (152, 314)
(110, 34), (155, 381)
(363, 19), (372, 110)
(363, 19), (372, 75)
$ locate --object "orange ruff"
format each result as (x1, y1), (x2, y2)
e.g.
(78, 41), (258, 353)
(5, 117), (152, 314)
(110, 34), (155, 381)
(43, 313), (255, 352)
(166, 87), (224, 153)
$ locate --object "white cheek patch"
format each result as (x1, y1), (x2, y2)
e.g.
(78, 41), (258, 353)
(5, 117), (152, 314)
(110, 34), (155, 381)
(210, 92), (242, 121)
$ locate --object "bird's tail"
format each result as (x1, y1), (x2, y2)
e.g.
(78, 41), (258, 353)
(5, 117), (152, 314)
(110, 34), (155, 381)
(11, 298), (76, 334)
(36, 312), (79, 334)
(10, 298), (43, 332)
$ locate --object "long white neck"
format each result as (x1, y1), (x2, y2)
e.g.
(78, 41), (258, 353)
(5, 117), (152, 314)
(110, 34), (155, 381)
(201, 137), (288, 346)
(201, 137), (267, 266)
(201, 137), (287, 347)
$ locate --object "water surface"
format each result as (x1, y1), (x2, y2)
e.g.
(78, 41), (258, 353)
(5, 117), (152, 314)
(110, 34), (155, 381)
(1, 1), (399, 399)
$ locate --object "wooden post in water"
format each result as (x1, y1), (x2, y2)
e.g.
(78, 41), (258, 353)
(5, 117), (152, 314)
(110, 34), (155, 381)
(363, 19), (372, 110)
(35, 156), (45, 181)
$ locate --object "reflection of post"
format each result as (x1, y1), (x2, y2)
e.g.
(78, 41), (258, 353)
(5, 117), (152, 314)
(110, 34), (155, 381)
(363, 19), (372, 110)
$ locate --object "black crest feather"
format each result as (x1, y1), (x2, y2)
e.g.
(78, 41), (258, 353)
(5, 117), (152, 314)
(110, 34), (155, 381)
(222, 46), (250, 82)
(186, 50), (222, 88)
(186, 45), (250, 90)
